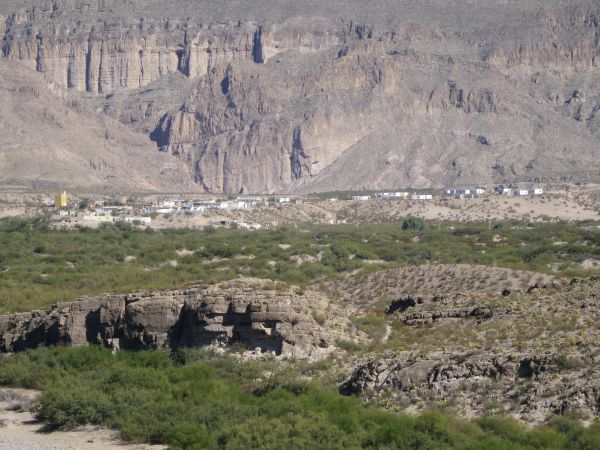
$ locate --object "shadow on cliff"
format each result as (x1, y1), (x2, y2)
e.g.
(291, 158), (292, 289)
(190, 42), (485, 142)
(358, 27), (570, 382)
(166, 303), (284, 355)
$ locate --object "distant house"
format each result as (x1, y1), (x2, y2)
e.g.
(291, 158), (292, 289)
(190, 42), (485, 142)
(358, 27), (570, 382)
(376, 192), (408, 199)
(443, 188), (479, 198)
(501, 188), (512, 196)
(144, 205), (175, 214)
(277, 197), (291, 203)
(198, 200), (219, 209)
(352, 195), (371, 202)
(529, 188), (544, 196)
(182, 203), (205, 214)
(55, 191), (68, 208)
(411, 194), (433, 201)
(96, 206), (131, 215)
(228, 201), (250, 210)
(514, 189), (529, 197)
(236, 196), (264, 206)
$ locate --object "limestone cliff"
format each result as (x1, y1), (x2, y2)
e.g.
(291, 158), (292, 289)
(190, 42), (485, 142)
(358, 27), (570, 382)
(1, 0), (600, 193)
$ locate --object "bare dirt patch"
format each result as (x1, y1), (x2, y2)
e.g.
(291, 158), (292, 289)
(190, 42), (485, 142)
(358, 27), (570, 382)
(0, 388), (165, 450)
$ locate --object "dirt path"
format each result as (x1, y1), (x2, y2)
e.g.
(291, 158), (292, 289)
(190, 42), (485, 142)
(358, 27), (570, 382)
(0, 389), (165, 450)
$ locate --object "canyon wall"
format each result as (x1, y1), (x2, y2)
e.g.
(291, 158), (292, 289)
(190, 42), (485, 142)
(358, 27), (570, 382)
(1, 0), (600, 193)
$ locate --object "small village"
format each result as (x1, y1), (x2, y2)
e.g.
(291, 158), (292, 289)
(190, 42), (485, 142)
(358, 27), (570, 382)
(39, 184), (548, 229)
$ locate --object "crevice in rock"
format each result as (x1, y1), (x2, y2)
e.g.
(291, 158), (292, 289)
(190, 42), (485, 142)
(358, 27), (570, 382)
(252, 26), (265, 64)
(290, 126), (309, 180)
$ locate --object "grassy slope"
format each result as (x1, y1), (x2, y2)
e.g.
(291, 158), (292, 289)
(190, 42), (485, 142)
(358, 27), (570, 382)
(2, 218), (600, 313)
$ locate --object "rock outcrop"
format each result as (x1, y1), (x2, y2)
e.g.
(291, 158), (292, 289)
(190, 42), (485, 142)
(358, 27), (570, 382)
(0, 279), (348, 359)
(341, 276), (600, 424)
(342, 351), (600, 424)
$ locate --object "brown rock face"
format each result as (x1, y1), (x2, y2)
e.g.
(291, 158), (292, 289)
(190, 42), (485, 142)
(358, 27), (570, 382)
(1, 1), (600, 192)
(0, 280), (340, 359)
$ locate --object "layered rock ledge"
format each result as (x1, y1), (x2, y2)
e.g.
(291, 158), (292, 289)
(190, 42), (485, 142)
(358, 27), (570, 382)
(0, 279), (346, 359)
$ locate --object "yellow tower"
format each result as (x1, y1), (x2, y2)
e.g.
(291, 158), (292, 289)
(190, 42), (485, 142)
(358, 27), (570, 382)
(55, 191), (68, 208)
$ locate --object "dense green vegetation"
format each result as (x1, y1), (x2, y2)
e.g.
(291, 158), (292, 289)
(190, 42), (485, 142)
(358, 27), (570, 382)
(2, 217), (600, 313)
(1, 346), (599, 449)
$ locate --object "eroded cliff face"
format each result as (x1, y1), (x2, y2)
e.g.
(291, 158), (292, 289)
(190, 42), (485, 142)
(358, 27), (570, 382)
(485, 4), (600, 70)
(0, 279), (353, 359)
(1, 1), (344, 94)
(1, 0), (600, 193)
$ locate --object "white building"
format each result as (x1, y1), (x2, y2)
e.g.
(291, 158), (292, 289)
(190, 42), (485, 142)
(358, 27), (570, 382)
(411, 194), (433, 201)
(229, 201), (250, 210)
(352, 195), (371, 202)
(96, 206), (132, 215)
(376, 192), (408, 199)
(475, 188), (486, 195)
(514, 189), (529, 197)
(528, 188), (544, 196)
(182, 203), (205, 214)
(198, 200), (219, 209)
(236, 196), (263, 206)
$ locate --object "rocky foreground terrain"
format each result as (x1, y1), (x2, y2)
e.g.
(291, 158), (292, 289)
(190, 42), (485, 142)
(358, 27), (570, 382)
(3, 266), (600, 425)
(1, 0), (600, 192)
(343, 277), (600, 424)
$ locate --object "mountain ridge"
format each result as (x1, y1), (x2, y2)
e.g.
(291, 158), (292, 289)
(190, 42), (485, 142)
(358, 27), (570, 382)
(1, 0), (599, 193)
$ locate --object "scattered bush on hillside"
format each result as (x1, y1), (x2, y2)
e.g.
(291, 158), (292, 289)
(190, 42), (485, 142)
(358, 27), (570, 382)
(402, 216), (426, 231)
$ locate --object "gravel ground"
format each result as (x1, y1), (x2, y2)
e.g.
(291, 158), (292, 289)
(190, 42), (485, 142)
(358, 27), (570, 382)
(0, 389), (165, 450)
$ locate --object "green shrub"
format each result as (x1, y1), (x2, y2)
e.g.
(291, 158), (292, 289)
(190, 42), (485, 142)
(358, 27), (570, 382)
(2, 219), (600, 313)
(0, 346), (595, 449)
(402, 216), (425, 231)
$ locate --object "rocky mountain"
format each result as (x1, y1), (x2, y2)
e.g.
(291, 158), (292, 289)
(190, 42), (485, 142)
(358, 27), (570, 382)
(1, 0), (599, 193)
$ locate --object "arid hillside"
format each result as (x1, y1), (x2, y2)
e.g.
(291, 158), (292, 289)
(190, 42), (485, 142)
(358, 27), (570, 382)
(0, 59), (198, 192)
